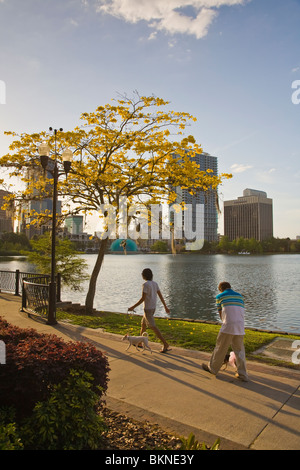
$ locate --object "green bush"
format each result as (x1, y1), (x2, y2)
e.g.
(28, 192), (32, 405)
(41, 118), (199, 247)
(20, 369), (106, 450)
(0, 407), (23, 450)
(180, 432), (220, 450)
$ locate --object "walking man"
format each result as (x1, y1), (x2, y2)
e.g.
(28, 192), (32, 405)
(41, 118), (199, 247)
(202, 282), (248, 382)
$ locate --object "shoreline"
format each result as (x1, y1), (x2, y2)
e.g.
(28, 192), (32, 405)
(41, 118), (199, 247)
(58, 301), (300, 338)
(1, 251), (300, 257)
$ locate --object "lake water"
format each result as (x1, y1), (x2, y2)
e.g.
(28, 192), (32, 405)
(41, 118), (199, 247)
(1, 253), (299, 334)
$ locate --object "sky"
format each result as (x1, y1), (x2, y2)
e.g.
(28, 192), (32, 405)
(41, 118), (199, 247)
(0, 0), (300, 238)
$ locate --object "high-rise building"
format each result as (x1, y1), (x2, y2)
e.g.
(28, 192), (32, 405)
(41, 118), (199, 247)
(65, 215), (84, 235)
(0, 189), (14, 233)
(224, 188), (273, 241)
(18, 164), (62, 239)
(173, 152), (218, 242)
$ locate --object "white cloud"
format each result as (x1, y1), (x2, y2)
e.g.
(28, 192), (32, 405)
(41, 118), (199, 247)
(291, 66), (300, 73)
(168, 38), (177, 48)
(148, 31), (157, 40)
(96, 0), (248, 39)
(255, 168), (277, 184)
(69, 18), (79, 26)
(230, 163), (253, 173)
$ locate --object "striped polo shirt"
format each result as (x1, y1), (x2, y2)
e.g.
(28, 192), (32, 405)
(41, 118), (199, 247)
(216, 288), (245, 335)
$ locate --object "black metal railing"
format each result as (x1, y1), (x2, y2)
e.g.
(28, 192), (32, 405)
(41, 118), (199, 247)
(0, 270), (61, 300)
(21, 277), (50, 315)
(0, 270), (61, 315)
(0, 269), (23, 296)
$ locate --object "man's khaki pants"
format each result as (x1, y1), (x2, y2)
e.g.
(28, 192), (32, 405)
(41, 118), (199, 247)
(209, 332), (248, 381)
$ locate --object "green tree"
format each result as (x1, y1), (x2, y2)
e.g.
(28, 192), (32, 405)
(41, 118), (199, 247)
(23, 233), (88, 291)
(248, 238), (262, 253)
(0, 232), (31, 248)
(150, 240), (169, 252)
(1, 93), (232, 313)
(0, 232), (31, 255)
(290, 240), (300, 253)
(217, 235), (231, 253)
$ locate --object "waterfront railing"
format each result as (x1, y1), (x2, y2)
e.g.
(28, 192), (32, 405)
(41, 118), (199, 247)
(0, 269), (61, 314)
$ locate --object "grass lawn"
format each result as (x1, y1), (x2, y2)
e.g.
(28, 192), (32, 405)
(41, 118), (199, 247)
(56, 309), (300, 368)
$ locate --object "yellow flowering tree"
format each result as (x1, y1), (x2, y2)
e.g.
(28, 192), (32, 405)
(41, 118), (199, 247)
(0, 93), (231, 313)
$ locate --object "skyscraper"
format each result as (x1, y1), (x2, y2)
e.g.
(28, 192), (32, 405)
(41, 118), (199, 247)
(19, 165), (62, 239)
(65, 215), (84, 235)
(0, 189), (14, 233)
(224, 189), (273, 241)
(173, 152), (218, 242)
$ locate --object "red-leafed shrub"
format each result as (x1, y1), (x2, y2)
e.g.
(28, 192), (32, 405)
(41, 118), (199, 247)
(0, 317), (110, 418)
(0, 317), (42, 344)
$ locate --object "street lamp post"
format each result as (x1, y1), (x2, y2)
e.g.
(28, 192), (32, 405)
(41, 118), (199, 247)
(38, 128), (73, 325)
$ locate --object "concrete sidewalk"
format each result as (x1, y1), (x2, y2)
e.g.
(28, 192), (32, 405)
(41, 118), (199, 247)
(1, 293), (300, 450)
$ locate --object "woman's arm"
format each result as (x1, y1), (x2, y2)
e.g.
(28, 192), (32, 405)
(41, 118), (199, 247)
(158, 290), (170, 314)
(128, 291), (146, 311)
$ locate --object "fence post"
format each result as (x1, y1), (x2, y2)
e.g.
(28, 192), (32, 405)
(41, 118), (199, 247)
(56, 273), (61, 302)
(15, 269), (20, 296)
(21, 282), (27, 312)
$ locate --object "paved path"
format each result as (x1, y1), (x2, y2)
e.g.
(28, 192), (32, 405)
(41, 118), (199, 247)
(1, 293), (300, 450)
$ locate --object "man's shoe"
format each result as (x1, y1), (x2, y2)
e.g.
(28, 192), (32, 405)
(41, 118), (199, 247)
(235, 373), (249, 382)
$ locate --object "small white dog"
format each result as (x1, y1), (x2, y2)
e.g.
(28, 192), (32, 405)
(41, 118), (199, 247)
(122, 332), (152, 353)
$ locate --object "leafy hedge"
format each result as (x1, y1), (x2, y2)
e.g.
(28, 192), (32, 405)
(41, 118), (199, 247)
(20, 369), (106, 450)
(0, 369), (107, 450)
(0, 317), (110, 419)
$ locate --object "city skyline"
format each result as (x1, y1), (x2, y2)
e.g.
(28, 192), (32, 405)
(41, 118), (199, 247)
(0, 0), (299, 238)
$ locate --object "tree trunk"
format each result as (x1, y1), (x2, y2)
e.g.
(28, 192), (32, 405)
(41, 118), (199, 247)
(85, 237), (109, 314)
